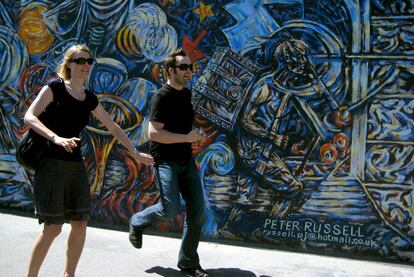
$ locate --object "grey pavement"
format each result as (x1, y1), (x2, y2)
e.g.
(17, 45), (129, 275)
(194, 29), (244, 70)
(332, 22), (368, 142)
(0, 212), (413, 277)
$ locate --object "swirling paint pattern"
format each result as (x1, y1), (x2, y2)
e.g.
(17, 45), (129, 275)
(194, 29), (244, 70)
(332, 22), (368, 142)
(17, 3), (54, 55)
(368, 99), (414, 141)
(197, 136), (235, 236)
(366, 144), (414, 184)
(126, 3), (177, 62)
(372, 19), (414, 54)
(0, 26), (28, 90)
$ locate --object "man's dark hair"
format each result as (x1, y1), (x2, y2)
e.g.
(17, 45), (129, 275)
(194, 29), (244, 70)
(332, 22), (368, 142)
(165, 48), (187, 76)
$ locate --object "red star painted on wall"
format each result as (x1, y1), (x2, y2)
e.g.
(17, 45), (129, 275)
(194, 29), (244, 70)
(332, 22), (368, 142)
(182, 29), (208, 61)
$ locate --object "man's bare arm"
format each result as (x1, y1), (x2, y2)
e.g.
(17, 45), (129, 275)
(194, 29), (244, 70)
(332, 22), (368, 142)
(148, 121), (202, 144)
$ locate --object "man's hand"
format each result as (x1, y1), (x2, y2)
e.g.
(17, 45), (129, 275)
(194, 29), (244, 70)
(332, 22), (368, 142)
(197, 127), (206, 146)
(187, 128), (205, 146)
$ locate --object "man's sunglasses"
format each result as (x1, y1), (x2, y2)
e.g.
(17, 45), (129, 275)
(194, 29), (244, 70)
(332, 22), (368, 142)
(174, 63), (193, 72)
(70, 58), (94, 65)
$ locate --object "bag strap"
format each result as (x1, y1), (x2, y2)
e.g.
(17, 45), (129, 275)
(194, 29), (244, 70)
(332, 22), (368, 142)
(37, 78), (64, 124)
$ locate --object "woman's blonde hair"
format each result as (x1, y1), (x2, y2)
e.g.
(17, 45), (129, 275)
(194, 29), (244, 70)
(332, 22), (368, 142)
(56, 44), (93, 80)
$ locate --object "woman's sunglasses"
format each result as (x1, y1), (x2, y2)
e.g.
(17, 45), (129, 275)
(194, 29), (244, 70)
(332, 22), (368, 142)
(174, 63), (193, 72)
(70, 58), (94, 65)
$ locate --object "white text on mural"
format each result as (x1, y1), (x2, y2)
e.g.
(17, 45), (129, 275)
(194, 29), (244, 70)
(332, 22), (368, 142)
(262, 218), (377, 248)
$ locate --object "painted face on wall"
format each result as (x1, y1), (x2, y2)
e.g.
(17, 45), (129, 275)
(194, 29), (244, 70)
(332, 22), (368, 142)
(283, 51), (308, 74)
(274, 40), (310, 75)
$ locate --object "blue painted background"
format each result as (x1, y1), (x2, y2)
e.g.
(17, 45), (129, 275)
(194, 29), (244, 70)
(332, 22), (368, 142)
(0, 0), (413, 262)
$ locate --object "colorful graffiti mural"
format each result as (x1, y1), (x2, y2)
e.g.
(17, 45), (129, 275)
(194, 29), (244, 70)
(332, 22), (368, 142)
(0, 0), (413, 263)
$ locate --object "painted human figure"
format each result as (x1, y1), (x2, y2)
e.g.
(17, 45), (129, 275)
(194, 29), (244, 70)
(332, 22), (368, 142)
(235, 39), (340, 218)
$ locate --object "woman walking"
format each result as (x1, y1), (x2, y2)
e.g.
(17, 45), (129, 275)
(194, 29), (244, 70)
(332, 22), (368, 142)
(24, 44), (153, 277)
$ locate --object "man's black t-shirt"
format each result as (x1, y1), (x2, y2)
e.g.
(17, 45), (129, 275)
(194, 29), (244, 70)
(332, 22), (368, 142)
(149, 83), (194, 163)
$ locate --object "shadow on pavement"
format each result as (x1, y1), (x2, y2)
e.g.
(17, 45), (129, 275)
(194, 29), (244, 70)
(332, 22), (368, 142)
(146, 266), (263, 276)
(206, 268), (263, 276)
(145, 266), (183, 276)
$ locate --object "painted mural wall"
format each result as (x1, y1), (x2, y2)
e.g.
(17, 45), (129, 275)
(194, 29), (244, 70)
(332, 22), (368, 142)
(0, 0), (413, 263)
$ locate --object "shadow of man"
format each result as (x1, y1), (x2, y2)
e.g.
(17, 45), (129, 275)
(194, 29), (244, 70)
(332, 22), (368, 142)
(146, 266), (263, 276)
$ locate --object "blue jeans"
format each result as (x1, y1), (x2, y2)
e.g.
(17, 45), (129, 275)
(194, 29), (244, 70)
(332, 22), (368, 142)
(130, 159), (206, 269)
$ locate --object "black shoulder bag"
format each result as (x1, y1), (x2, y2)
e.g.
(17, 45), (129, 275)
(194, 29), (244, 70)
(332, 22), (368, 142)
(16, 78), (66, 172)
(16, 129), (47, 172)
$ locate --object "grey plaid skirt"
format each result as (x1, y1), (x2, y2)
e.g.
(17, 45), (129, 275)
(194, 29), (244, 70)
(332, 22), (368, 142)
(33, 157), (90, 225)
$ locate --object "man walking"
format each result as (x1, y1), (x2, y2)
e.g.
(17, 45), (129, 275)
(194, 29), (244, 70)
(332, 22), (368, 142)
(129, 49), (209, 277)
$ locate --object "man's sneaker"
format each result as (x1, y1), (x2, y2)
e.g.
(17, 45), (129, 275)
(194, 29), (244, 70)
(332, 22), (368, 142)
(129, 225), (143, 249)
(180, 265), (210, 277)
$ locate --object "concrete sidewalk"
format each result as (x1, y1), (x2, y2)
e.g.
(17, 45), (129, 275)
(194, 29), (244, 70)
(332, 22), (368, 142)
(0, 212), (412, 277)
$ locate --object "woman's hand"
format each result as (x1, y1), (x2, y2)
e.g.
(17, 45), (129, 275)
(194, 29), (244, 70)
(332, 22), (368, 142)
(133, 151), (155, 165)
(52, 136), (80, 153)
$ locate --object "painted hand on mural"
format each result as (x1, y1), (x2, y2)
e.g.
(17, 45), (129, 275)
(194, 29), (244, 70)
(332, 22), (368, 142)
(270, 133), (289, 149)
